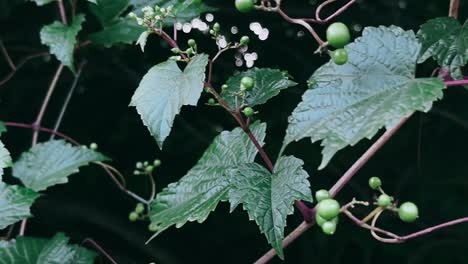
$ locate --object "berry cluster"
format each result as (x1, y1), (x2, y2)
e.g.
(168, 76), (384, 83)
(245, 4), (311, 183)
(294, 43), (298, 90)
(128, 5), (174, 28)
(133, 159), (161, 175)
(129, 203), (146, 222)
(326, 22), (351, 65)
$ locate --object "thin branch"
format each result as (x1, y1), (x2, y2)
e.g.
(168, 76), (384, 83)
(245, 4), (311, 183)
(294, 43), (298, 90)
(449, 0), (460, 18)
(445, 79), (468, 87)
(5, 122), (80, 145)
(254, 116), (411, 263)
(57, 0), (68, 25)
(51, 61), (86, 139)
(0, 52), (50, 87)
(32, 64), (65, 145)
(0, 40), (16, 70)
(82, 238), (118, 264)
(314, 0), (357, 23)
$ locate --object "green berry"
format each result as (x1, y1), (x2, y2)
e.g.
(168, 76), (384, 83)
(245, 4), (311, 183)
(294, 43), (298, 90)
(188, 39), (197, 47)
(171, 47), (180, 54)
(186, 48), (194, 56)
(240, 36), (250, 46)
(377, 194), (392, 208)
(368, 177), (382, 190)
(332, 48), (348, 65)
(315, 189), (331, 203)
(317, 199), (341, 220)
(221, 84), (228, 90)
(235, 0), (254, 13)
(326, 22), (351, 49)
(129, 212), (138, 222)
(210, 29), (215, 35)
(240, 76), (254, 90)
(243, 107), (254, 117)
(145, 165), (154, 173)
(153, 159), (161, 167)
(208, 98), (216, 105)
(321, 221), (337, 235)
(316, 213), (338, 227)
(90, 143), (98, 150)
(135, 203), (145, 214)
(133, 170), (140, 175)
(213, 22), (221, 32)
(398, 202), (419, 223)
(148, 223), (159, 232)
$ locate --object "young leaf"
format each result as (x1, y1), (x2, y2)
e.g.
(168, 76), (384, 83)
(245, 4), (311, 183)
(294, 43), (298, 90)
(88, 18), (146, 47)
(417, 17), (468, 80)
(0, 233), (97, 264)
(12, 140), (109, 191)
(285, 26), (446, 169)
(136, 31), (150, 52)
(40, 14), (86, 71)
(221, 68), (297, 109)
(228, 156), (313, 259)
(130, 54), (209, 148)
(148, 122), (266, 239)
(0, 183), (40, 229)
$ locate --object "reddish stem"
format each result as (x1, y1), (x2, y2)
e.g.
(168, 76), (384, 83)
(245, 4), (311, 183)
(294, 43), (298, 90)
(0, 40), (16, 71)
(5, 122), (80, 145)
(82, 238), (118, 264)
(0, 52), (50, 87)
(57, 0), (67, 25)
(445, 79), (468, 87)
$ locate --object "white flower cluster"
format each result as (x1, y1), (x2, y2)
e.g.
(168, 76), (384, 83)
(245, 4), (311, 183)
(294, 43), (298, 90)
(128, 5), (174, 28)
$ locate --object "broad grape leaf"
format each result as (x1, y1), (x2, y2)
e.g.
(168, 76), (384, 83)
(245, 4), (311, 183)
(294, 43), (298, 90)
(12, 140), (109, 191)
(0, 183), (39, 229)
(221, 68), (297, 109)
(417, 17), (468, 79)
(130, 54), (209, 148)
(90, 0), (129, 27)
(88, 18), (145, 47)
(0, 233), (97, 264)
(228, 156), (312, 259)
(40, 14), (85, 71)
(285, 26), (446, 169)
(130, 0), (216, 24)
(148, 122), (266, 239)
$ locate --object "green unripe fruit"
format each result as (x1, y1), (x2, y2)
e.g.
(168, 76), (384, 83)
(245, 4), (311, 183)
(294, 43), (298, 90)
(316, 213), (338, 227)
(243, 107), (254, 117)
(326, 22), (351, 48)
(153, 159), (161, 167)
(188, 39), (197, 47)
(148, 223), (159, 232)
(235, 0), (254, 13)
(321, 221), (337, 235)
(135, 203), (145, 214)
(240, 76), (254, 90)
(240, 36), (250, 45)
(377, 194), (392, 208)
(317, 199), (341, 220)
(368, 177), (382, 190)
(221, 84), (228, 90)
(186, 48), (194, 56)
(208, 98), (216, 105)
(398, 202), (419, 223)
(145, 165), (154, 173)
(332, 48), (348, 65)
(213, 22), (221, 32)
(136, 162), (143, 169)
(171, 47), (180, 54)
(90, 143), (98, 150)
(315, 189), (331, 203)
(129, 212), (138, 222)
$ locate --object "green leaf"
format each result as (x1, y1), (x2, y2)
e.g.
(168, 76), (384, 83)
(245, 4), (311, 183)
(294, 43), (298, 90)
(0, 141), (11, 178)
(221, 68), (297, 109)
(0, 122), (6, 136)
(417, 17), (468, 79)
(148, 122), (267, 239)
(30, 0), (55, 6)
(0, 183), (39, 229)
(40, 14), (86, 71)
(130, 0), (216, 24)
(0, 233), (97, 264)
(12, 140), (109, 191)
(90, 0), (129, 27)
(130, 54), (209, 148)
(285, 26), (446, 169)
(136, 30), (150, 52)
(228, 156), (312, 259)
(88, 18), (146, 47)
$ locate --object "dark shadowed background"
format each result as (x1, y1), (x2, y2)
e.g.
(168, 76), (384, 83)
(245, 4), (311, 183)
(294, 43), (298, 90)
(1, 0), (468, 263)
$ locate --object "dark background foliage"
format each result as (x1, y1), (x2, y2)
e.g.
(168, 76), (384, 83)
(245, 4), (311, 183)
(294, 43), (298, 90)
(1, 0), (468, 263)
